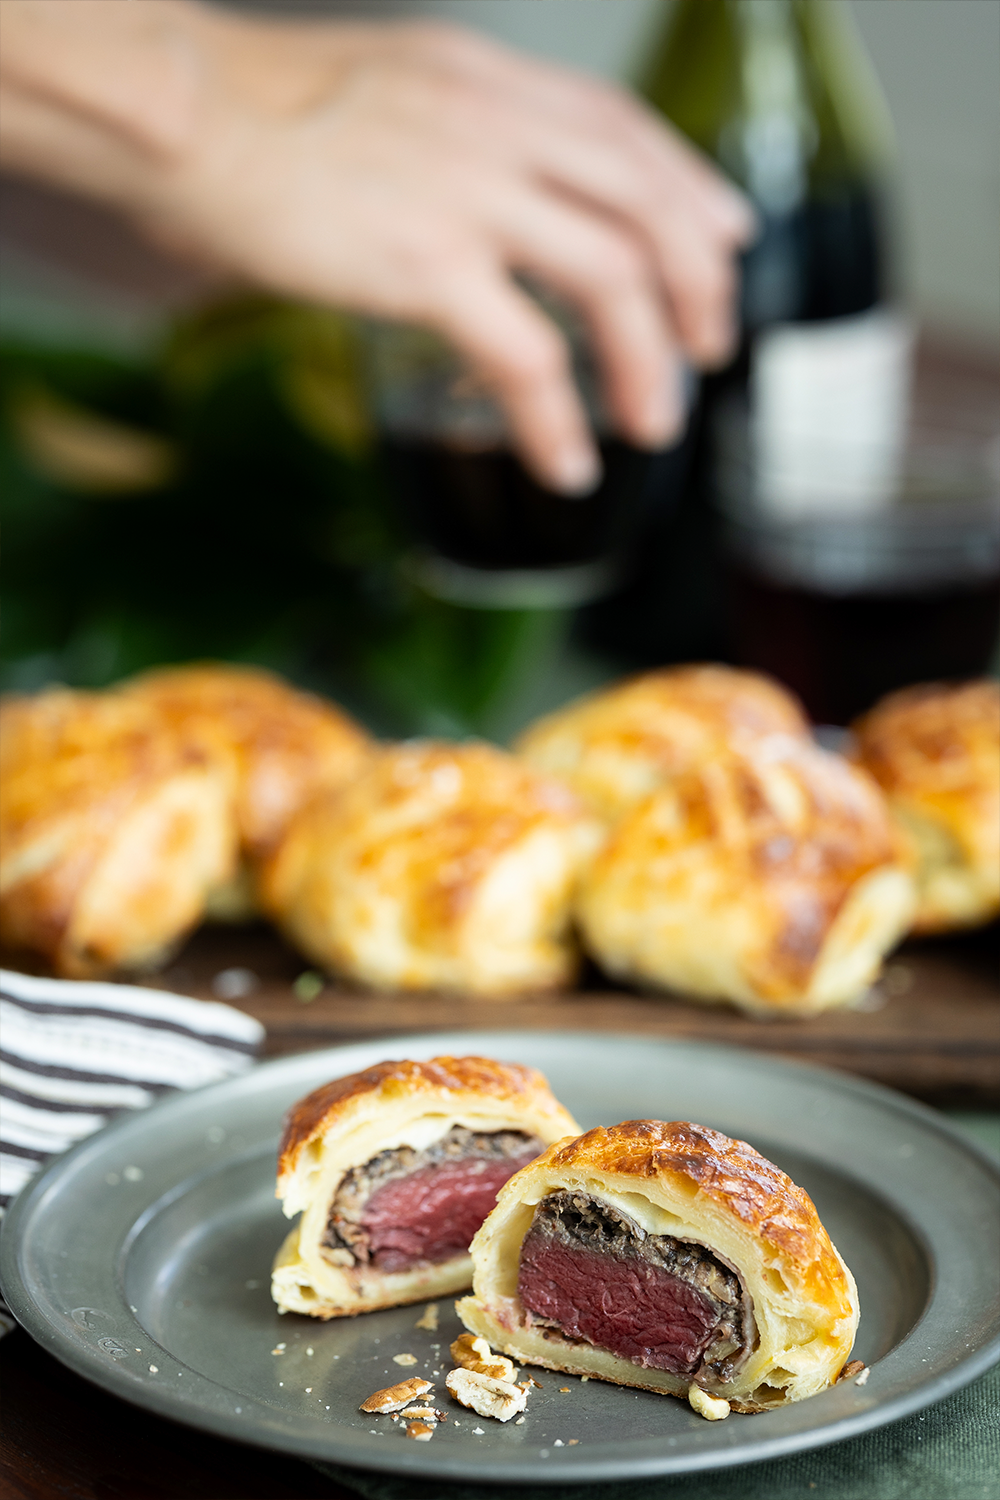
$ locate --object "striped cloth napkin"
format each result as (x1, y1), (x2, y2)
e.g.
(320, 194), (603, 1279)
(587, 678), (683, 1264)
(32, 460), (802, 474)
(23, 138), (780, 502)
(0, 967), (264, 1333)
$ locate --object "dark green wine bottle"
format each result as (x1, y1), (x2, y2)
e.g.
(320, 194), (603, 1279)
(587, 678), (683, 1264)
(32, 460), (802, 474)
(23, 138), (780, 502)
(577, 0), (910, 673)
(644, 0), (894, 328)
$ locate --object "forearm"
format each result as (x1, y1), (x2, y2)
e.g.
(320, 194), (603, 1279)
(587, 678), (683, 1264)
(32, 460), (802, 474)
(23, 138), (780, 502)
(0, 0), (345, 211)
(0, 1), (213, 199)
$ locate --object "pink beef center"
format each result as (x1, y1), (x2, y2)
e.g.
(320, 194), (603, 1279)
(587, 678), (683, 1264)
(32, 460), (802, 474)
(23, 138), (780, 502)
(360, 1151), (537, 1273)
(517, 1236), (723, 1375)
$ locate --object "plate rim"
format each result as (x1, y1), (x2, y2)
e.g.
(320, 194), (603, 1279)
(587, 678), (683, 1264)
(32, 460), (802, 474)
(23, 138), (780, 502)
(2, 1029), (999, 1485)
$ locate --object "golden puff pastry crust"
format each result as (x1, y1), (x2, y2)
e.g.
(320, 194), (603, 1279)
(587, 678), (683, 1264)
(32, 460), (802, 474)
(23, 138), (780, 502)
(119, 662), (372, 866)
(260, 740), (602, 995)
(0, 689), (236, 977)
(272, 1055), (580, 1318)
(514, 664), (809, 822)
(852, 680), (1000, 934)
(577, 735), (914, 1015)
(458, 1119), (859, 1412)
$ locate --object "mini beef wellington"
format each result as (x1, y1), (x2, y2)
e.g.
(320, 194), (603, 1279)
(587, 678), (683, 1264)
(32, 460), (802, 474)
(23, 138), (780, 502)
(119, 662), (372, 916)
(852, 680), (1000, 934)
(260, 740), (601, 995)
(577, 735), (915, 1016)
(271, 1055), (580, 1318)
(0, 689), (236, 977)
(457, 1120), (860, 1412)
(514, 664), (809, 823)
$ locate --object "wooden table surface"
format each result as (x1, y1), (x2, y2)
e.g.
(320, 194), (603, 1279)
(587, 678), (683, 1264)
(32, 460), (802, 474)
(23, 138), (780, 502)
(159, 920), (1000, 1105)
(3, 923), (997, 1498)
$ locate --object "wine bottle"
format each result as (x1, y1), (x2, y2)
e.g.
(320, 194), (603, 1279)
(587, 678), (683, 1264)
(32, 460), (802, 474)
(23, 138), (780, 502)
(644, 0), (911, 515)
(648, 0), (891, 321)
(577, 0), (914, 678)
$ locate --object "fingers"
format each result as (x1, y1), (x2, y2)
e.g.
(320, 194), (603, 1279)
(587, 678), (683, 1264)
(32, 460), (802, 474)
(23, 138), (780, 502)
(360, 22), (756, 253)
(480, 181), (685, 448)
(160, 15), (751, 486)
(432, 267), (601, 495)
(520, 128), (746, 367)
(298, 21), (749, 379)
(492, 46), (756, 243)
(644, 208), (741, 368)
(379, 31), (753, 368)
(520, 147), (739, 369)
(530, 74), (756, 248)
(536, 100), (752, 366)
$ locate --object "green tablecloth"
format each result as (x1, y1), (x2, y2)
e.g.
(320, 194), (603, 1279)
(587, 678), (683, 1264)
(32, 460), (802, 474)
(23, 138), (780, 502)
(317, 1114), (999, 1500)
(318, 1362), (999, 1500)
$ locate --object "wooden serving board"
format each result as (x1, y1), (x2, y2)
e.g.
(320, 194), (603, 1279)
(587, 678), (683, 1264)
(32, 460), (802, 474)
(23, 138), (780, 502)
(148, 921), (1000, 1107)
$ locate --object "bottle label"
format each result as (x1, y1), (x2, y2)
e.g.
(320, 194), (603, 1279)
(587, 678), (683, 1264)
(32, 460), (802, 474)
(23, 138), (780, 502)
(750, 308), (913, 517)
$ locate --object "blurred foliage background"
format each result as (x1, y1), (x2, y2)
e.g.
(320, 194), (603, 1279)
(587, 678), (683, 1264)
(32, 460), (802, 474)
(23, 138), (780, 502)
(0, 297), (574, 740)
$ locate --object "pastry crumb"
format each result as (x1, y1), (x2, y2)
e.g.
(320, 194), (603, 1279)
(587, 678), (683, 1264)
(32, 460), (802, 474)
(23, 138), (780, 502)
(580, 1375), (589, 1382)
(400, 1406), (437, 1421)
(559, 1387), (570, 1392)
(414, 1304), (439, 1331)
(688, 1385), (730, 1421)
(392, 1353), (418, 1366)
(360, 1377), (433, 1413)
(473, 1426), (484, 1435)
(839, 1360), (868, 1385)
(554, 1439), (564, 1446)
(568, 1439), (579, 1445)
(515, 1416), (526, 1425)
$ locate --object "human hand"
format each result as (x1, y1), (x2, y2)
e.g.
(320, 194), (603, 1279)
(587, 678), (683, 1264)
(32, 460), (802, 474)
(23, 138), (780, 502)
(0, 2), (754, 491)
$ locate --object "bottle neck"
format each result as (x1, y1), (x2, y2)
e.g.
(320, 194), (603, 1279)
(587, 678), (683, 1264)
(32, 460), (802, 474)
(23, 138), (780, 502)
(644, 0), (890, 325)
(728, 0), (814, 214)
(645, 0), (891, 210)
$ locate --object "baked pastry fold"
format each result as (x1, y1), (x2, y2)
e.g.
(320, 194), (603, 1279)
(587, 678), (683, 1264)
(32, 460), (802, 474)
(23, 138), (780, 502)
(261, 740), (601, 995)
(515, 664), (809, 823)
(577, 734), (914, 1015)
(272, 1055), (579, 1318)
(852, 680), (1000, 934)
(458, 1120), (860, 1412)
(119, 662), (372, 916)
(0, 689), (236, 976)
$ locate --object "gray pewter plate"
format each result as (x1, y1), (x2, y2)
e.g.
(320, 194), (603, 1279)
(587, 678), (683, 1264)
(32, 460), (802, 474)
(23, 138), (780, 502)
(2, 1032), (998, 1485)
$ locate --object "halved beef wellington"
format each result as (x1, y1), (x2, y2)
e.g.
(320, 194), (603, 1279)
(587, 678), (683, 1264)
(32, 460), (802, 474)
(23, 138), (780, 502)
(271, 1056), (579, 1318)
(457, 1120), (860, 1412)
